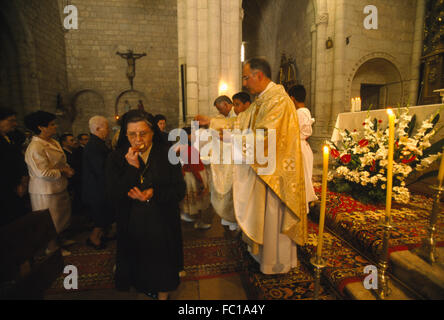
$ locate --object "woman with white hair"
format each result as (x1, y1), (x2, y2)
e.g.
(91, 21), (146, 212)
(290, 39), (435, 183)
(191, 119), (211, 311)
(82, 115), (111, 249)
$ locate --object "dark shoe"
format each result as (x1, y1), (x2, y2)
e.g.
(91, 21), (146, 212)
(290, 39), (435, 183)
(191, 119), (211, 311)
(145, 292), (158, 300)
(86, 238), (106, 250)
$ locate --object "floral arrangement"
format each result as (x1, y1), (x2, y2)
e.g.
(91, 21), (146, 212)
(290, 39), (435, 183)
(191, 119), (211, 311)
(327, 107), (444, 204)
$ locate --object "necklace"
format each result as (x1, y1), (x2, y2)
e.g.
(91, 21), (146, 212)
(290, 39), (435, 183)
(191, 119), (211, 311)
(140, 167), (148, 184)
(138, 144), (152, 184)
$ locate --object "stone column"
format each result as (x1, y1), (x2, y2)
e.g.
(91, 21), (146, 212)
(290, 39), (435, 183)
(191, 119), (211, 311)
(310, 0), (334, 169)
(186, 0), (198, 117)
(330, 0), (346, 127)
(313, 0), (330, 139)
(208, 0), (221, 116)
(198, 0), (209, 115)
(220, 0), (231, 100)
(409, 0), (425, 106)
(180, 0), (241, 119)
(310, 23), (317, 116)
(229, 0), (242, 98)
(177, 0), (186, 126)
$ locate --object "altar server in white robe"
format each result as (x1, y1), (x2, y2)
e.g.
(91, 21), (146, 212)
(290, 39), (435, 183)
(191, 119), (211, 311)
(209, 96), (239, 231)
(288, 85), (318, 212)
(196, 58), (307, 274)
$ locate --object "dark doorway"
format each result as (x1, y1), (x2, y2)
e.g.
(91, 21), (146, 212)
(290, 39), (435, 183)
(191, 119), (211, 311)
(360, 84), (383, 110)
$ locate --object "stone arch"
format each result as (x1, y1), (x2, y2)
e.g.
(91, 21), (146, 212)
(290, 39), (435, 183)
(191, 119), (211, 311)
(345, 52), (405, 110)
(70, 89), (106, 136)
(114, 89), (149, 117)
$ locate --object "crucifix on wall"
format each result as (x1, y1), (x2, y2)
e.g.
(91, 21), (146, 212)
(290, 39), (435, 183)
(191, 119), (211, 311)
(116, 50), (146, 90)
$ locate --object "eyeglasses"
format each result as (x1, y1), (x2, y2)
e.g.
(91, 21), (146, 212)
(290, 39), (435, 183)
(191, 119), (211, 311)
(127, 131), (152, 139)
(242, 71), (257, 81)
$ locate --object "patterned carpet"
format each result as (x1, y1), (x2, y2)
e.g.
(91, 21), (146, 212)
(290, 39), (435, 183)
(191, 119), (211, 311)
(44, 236), (247, 293)
(247, 185), (443, 300)
(291, 183), (444, 298)
(182, 237), (246, 280)
(44, 242), (116, 294)
(243, 247), (336, 300)
(312, 183), (444, 262)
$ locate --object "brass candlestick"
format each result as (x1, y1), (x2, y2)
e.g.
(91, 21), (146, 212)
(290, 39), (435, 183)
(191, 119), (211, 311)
(310, 255), (326, 300)
(374, 216), (393, 300)
(413, 184), (443, 264)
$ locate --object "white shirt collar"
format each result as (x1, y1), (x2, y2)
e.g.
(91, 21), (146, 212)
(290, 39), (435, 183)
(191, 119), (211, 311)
(258, 81), (275, 98)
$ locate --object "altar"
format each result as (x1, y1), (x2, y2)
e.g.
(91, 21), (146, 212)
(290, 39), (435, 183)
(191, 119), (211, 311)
(331, 104), (444, 143)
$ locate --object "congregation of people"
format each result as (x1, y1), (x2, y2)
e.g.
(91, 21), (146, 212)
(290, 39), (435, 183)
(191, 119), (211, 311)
(0, 57), (317, 300)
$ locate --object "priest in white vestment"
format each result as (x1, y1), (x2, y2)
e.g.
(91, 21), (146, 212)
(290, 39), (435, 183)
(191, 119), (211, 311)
(196, 58), (307, 274)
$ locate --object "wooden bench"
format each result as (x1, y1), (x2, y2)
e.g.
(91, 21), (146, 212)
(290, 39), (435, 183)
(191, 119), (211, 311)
(0, 209), (64, 299)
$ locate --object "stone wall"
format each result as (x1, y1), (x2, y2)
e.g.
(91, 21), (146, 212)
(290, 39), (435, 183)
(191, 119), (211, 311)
(311, 0), (419, 160)
(65, 0), (179, 135)
(343, 0), (417, 109)
(0, 0), (68, 122)
(276, 0), (314, 107)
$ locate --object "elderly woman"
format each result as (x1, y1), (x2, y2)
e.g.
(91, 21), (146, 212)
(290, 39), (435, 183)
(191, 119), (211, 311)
(106, 110), (185, 300)
(24, 111), (74, 255)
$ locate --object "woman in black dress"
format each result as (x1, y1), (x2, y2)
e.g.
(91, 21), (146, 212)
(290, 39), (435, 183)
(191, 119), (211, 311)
(106, 111), (185, 300)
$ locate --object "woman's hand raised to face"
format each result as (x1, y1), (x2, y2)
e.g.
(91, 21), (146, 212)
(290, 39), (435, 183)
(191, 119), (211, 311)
(128, 187), (154, 202)
(125, 147), (140, 169)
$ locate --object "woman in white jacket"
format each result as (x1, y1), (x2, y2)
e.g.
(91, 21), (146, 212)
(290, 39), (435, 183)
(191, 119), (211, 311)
(24, 111), (74, 255)
(288, 85), (318, 213)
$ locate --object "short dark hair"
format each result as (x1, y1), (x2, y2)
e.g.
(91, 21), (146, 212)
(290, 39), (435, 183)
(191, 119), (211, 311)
(77, 133), (89, 140)
(0, 107), (16, 121)
(154, 114), (166, 124)
(60, 133), (73, 144)
(24, 111), (56, 135)
(125, 110), (155, 131)
(288, 85), (306, 103)
(232, 92), (251, 104)
(245, 57), (271, 79)
(213, 95), (232, 106)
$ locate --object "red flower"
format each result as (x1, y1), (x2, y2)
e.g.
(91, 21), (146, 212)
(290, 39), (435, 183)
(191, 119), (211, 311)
(331, 149), (340, 158)
(370, 160), (376, 172)
(340, 154), (352, 164)
(378, 120), (382, 123)
(358, 139), (369, 147)
(362, 122), (366, 126)
(402, 155), (417, 164)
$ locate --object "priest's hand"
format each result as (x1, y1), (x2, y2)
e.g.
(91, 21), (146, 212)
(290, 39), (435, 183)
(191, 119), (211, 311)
(125, 147), (140, 169)
(128, 187), (154, 202)
(61, 166), (75, 178)
(194, 115), (211, 126)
